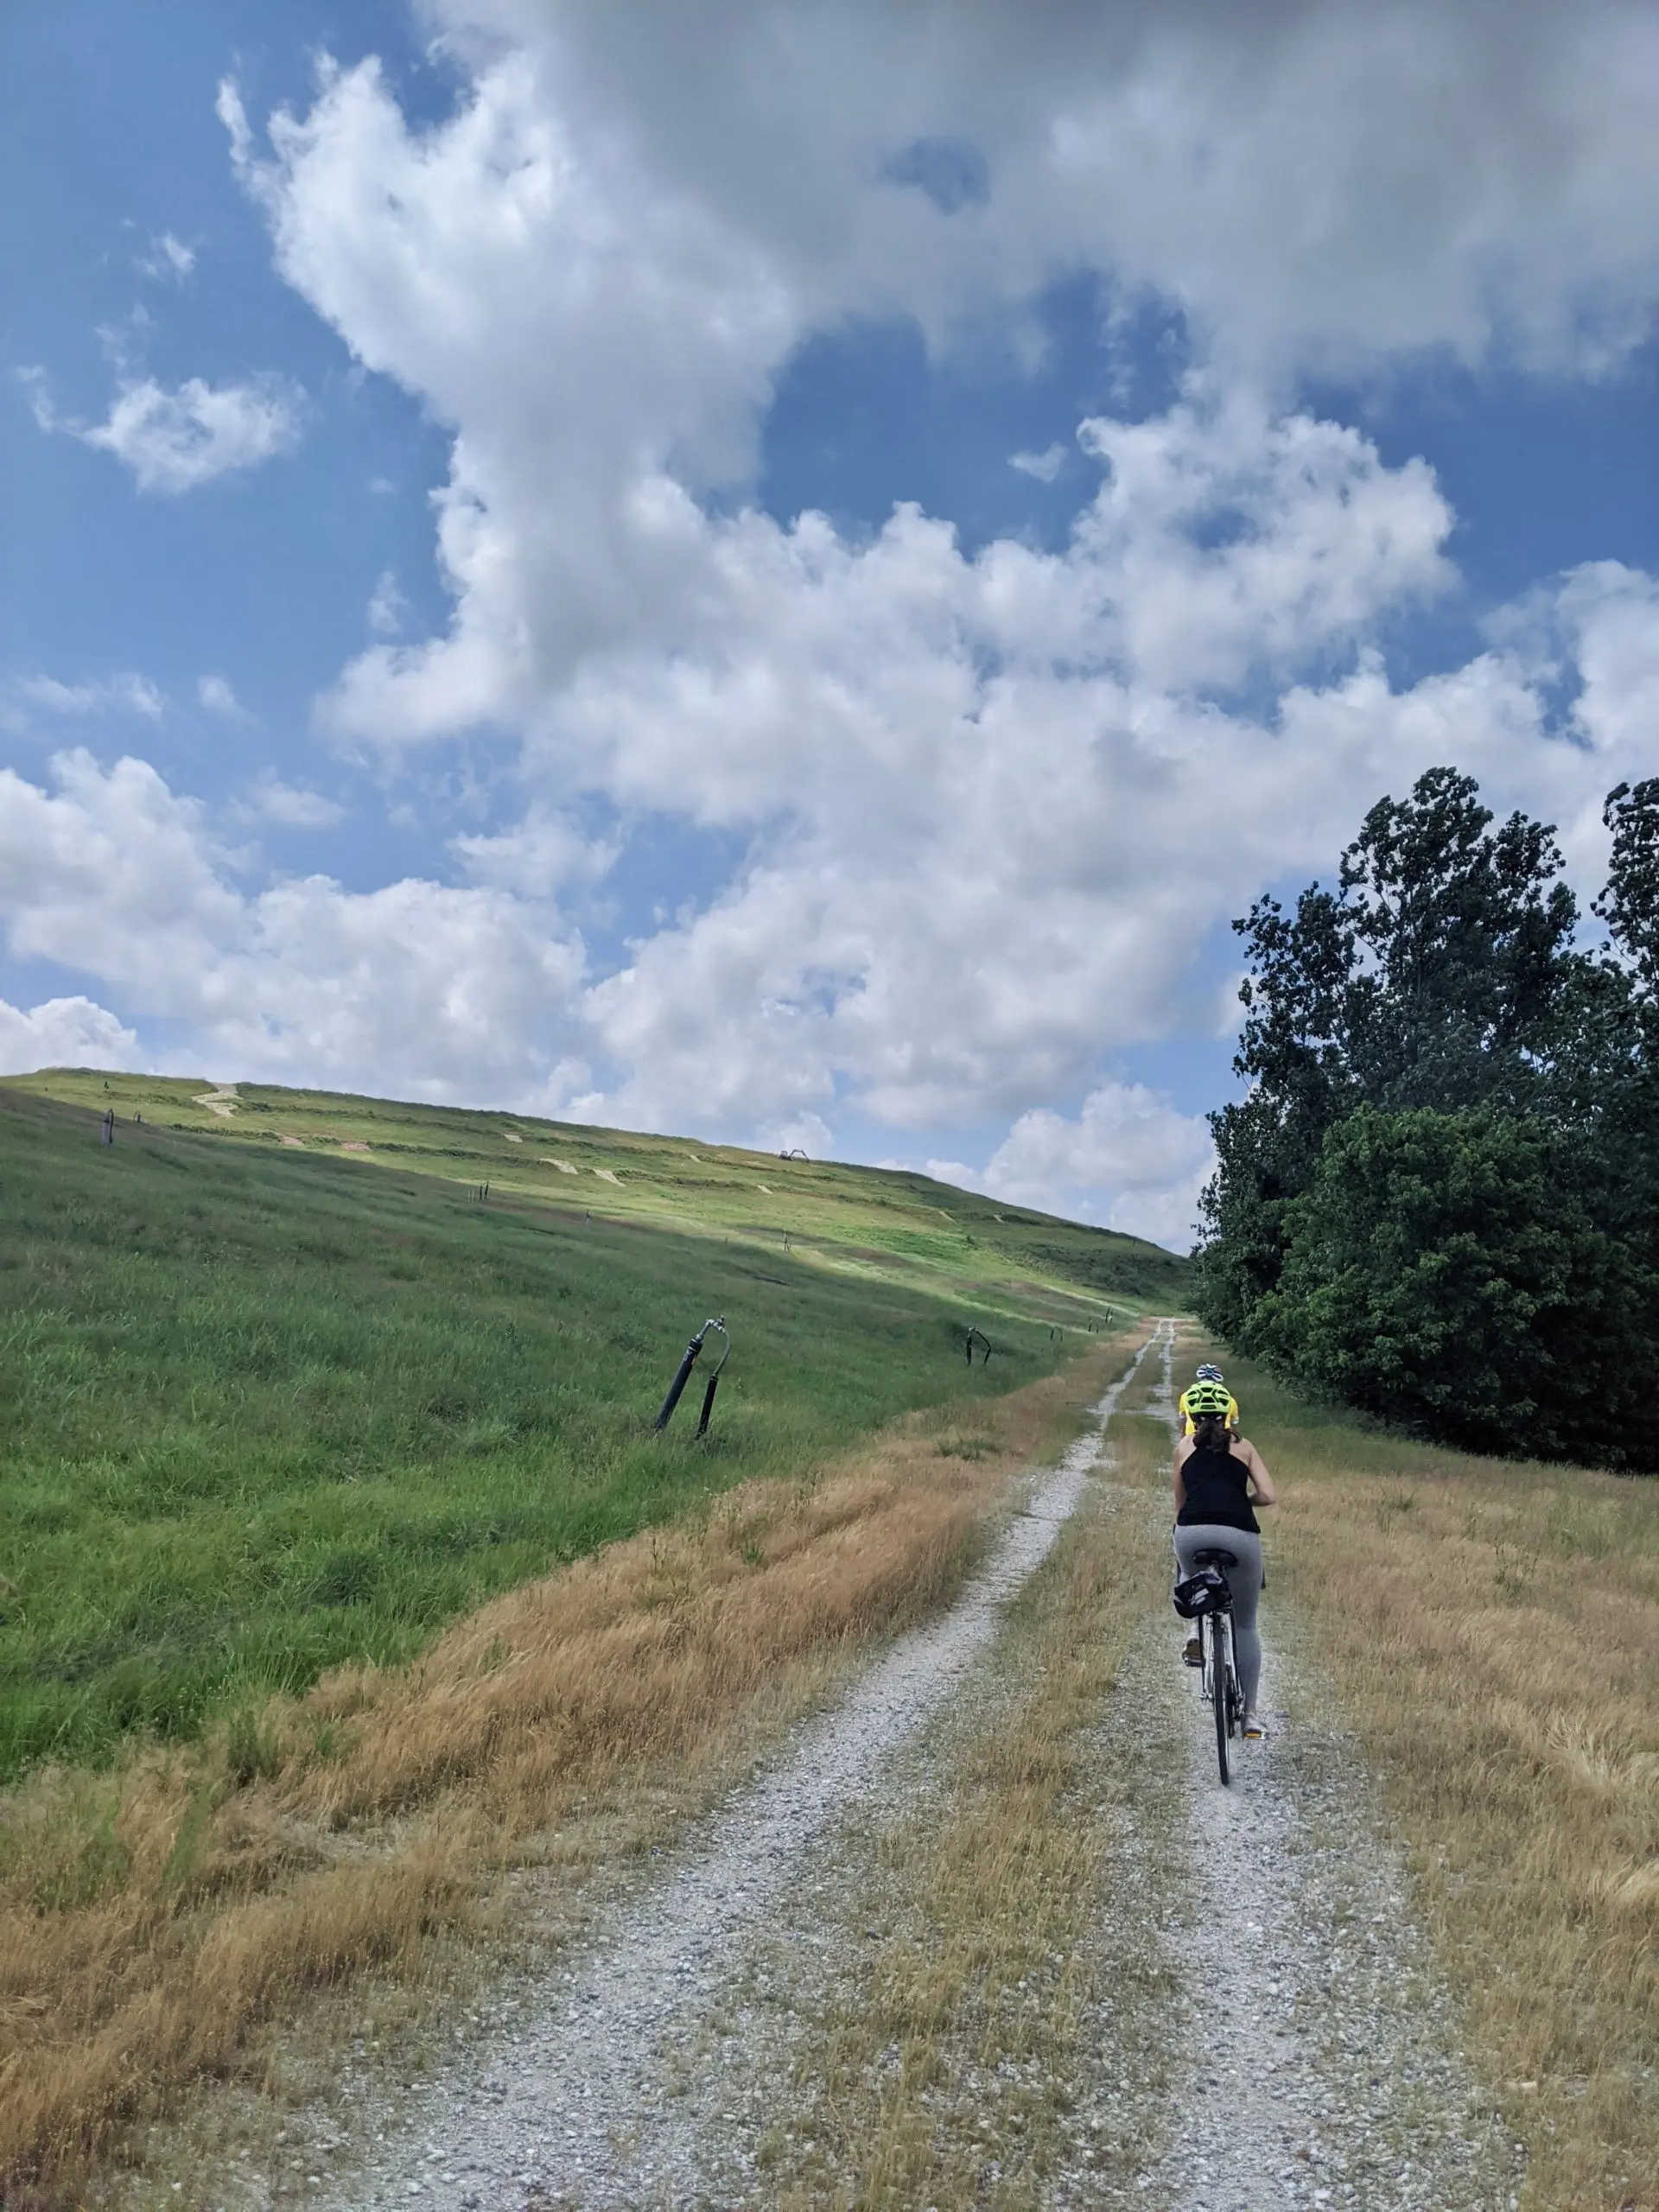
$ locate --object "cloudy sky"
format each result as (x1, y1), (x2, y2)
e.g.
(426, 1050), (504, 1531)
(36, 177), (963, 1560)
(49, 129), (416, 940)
(3, 0), (1657, 1245)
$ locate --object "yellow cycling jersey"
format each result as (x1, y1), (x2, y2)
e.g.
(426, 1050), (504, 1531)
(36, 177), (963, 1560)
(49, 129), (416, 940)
(1178, 1386), (1239, 1438)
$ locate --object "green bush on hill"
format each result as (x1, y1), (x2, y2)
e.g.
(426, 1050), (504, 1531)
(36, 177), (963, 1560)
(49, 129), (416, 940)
(1248, 1106), (1641, 1462)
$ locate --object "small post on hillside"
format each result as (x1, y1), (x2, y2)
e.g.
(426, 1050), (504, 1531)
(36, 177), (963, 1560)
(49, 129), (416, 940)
(100, 1109), (115, 1147)
(654, 1316), (732, 1437)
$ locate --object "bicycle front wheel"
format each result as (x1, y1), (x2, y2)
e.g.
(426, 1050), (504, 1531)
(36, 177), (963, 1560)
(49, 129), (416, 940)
(1209, 1611), (1230, 1785)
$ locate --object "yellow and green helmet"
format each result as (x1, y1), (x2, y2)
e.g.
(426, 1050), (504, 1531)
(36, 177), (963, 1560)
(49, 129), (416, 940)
(1184, 1378), (1233, 1419)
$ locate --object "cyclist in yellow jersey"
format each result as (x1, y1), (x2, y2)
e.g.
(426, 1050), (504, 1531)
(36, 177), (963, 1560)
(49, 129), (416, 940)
(1178, 1362), (1238, 1438)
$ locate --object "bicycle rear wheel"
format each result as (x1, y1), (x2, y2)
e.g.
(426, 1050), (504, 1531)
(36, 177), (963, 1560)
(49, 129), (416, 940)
(1209, 1611), (1230, 1785)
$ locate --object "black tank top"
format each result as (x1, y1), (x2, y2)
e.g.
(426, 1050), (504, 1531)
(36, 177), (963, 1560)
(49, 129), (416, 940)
(1177, 1444), (1259, 1535)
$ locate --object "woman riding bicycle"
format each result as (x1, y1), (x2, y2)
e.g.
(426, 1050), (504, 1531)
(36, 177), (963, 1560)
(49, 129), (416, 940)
(1173, 1378), (1277, 1740)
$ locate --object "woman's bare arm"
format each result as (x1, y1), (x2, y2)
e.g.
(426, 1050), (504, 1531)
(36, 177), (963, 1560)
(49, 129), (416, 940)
(1233, 1436), (1277, 1505)
(1172, 1433), (1192, 1510)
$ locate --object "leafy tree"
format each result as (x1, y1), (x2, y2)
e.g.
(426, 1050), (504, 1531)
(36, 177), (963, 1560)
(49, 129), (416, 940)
(1200, 768), (1593, 1333)
(1198, 765), (1659, 1468)
(1249, 1108), (1656, 1467)
(1597, 777), (1659, 997)
(1335, 768), (1583, 1111)
(1592, 778), (1659, 1220)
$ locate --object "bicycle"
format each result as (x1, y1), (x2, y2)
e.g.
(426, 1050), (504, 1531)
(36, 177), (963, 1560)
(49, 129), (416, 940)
(1172, 1547), (1243, 1785)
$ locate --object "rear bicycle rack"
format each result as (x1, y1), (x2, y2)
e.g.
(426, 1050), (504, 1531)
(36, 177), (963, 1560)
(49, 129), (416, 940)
(653, 1316), (732, 1438)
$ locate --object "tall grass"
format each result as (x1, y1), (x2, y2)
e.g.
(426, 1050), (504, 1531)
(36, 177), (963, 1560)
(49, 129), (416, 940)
(0, 1333), (1141, 2201)
(0, 1088), (1094, 1780)
(1219, 1346), (1659, 2212)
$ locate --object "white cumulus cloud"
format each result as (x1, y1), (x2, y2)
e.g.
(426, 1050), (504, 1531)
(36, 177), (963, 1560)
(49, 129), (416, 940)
(1009, 443), (1066, 482)
(16, 671), (163, 719)
(936, 1082), (1217, 1249)
(0, 994), (140, 1076)
(197, 674), (248, 718)
(426, 0), (1659, 375)
(367, 569), (408, 637)
(8, 3), (1650, 1234)
(199, 19), (1659, 1212)
(137, 231), (196, 281)
(0, 751), (587, 1103)
(248, 772), (344, 829)
(41, 374), (304, 494)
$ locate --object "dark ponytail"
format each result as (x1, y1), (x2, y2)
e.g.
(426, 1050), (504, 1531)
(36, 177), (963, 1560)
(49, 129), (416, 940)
(1192, 1412), (1232, 1452)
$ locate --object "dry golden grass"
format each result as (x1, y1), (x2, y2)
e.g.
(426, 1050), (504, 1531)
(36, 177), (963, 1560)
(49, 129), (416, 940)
(771, 1402), (1179, 2209)
(0, 1332), (1141, 2204)
(1225, 1354), (1659, 2212)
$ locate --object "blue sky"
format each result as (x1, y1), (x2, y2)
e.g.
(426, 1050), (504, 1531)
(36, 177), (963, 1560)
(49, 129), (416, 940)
(3, 0), (1658, 1244)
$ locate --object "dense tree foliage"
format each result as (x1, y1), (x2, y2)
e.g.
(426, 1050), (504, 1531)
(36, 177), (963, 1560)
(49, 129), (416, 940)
(1198, 769), (1659, 1468)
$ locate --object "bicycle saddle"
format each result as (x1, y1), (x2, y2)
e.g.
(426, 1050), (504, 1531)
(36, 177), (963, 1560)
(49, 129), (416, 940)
(1191, 1546), (1238, 1569)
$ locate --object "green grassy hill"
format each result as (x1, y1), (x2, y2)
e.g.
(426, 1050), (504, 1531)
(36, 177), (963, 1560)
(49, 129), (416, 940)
(0, 1071), (1188, 1780)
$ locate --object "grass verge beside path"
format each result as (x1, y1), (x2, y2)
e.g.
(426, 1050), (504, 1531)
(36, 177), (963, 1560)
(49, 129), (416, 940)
(1217, 1344), (1659, 2212)
(0, 1328), (1145, 2205)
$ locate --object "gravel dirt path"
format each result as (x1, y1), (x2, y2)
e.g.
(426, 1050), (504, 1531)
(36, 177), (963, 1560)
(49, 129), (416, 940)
(296, 1321), (1518, 2212)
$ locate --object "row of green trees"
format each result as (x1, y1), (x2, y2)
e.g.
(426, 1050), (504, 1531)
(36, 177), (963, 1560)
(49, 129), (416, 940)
(1197, 766), (1659, 1470)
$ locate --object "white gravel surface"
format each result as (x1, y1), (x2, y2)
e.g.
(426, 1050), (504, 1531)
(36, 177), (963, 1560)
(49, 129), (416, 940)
(317, 1326), (1172, 2211)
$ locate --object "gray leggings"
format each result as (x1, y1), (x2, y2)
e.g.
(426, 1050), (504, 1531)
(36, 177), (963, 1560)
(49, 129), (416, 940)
(1174, 1525), (1263, 1710)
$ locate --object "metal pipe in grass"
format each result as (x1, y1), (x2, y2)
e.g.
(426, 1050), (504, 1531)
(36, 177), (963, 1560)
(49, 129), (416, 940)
(654, 1315), (732, 1435)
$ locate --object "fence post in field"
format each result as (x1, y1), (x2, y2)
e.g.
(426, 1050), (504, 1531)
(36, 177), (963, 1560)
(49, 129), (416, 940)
(654, 1316), (731, 1436)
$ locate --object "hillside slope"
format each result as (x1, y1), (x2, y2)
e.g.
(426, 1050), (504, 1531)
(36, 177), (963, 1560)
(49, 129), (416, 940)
(0, 1074), (1187, 1779)
(10, 1068), (1188, 1306)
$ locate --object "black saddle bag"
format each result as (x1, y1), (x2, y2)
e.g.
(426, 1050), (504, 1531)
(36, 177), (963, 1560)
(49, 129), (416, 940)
(1171, 1566), (1232, 1619)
